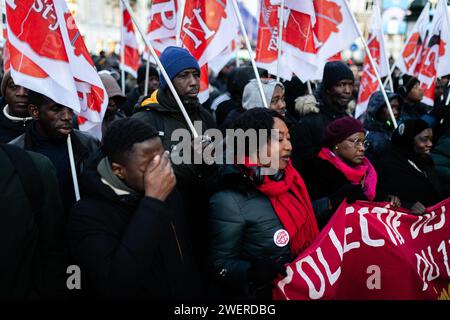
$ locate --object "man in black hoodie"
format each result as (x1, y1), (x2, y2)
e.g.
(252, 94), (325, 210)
(69, 118), (203, 299)
(291, 61), (355, 174)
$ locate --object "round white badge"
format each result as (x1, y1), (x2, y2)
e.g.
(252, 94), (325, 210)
(273, 229), (290, 247)
(398, 123), (405, 135)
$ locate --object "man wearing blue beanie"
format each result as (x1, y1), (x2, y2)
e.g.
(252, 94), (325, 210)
(131, 46), (216, 276)
(290, 61), (355, 175)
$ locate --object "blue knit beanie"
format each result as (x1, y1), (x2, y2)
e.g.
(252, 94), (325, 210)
(159, 46), (200, 90)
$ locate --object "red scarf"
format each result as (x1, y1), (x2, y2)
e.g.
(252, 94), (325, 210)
(244, 160), (319, 257)
(318, 147), (377, 201)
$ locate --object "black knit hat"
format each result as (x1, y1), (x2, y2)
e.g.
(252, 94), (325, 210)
(391, 118), (431, 149)
(137, 64), (159, 85)
(398, 74), (420, 97)
(321, 61), (355, 90)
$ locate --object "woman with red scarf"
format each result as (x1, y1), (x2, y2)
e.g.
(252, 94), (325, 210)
(207, 109), (319, 300)
(302, 116), (397, 229)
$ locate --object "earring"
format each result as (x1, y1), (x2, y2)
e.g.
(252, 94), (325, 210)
(334, 146), (339, 150)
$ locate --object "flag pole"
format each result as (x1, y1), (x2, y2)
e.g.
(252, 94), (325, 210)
(236, 35), (240, 67)
(276, 0), (285, 82)
(230, 0), (268, 108)
(121, 0), (198, 138)
(67, 134), (80, 201)
(307, 81), (313, 94)
(346, 0), (397, 128)
(375, 3), (394, 92)
(144, 58), (150, 96)
(144, 0), (153, 96)
(176, 0), (186, 47)
(120, 2), (126, 95)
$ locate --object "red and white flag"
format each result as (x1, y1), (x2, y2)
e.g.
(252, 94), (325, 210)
(355, 3), (389, 119)
(144, 0), (179, 62)
(282, 0), (359, 82)
(120, 1), (140, 78)
(5, 0), (107, 138)
(416, 0), (450, 106)
(255, 0), (292, 80)
(395, 3), (430, 76)
(180, 0), (238, 103)
(1, 0), (10, 73)
(209, 38), (237, 75)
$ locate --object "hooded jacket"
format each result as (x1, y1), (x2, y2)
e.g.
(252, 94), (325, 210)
(69, 155), (203, 299)
(364, 91), (402, 161)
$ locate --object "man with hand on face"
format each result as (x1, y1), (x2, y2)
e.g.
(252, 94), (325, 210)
(0, 71), (33, 143)
(132, 46), (216, 273)
(290, 61), (355, 175)
(9, 90), (99, 214)
(69, 118), (203, 299)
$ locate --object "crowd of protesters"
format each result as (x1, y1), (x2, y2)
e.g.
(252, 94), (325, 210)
(0, 46), (449, 300)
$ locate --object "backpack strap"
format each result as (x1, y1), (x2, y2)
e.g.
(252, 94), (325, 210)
(1, 143), (44, 224)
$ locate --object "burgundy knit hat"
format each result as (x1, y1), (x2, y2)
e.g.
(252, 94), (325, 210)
(322, 116), (365, 148)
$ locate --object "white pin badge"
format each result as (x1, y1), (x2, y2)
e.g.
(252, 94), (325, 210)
(273, 229), (289, 247)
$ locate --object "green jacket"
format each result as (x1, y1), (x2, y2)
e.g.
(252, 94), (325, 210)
(432, 133), (450, 195)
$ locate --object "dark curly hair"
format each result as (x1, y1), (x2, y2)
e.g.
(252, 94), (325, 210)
(102, 118), (160, 164)
(230, 108), (287, 157)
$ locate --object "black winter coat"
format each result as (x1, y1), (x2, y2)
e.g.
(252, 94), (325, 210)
(291, 89), (349, 175)
(374, 148), (445, 208)
(69, 158), (203, 299)
(0, 99), (32, 143)
(208, 165), (291, 299)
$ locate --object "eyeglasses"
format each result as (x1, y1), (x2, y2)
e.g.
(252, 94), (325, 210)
(345, 138), (370, 148)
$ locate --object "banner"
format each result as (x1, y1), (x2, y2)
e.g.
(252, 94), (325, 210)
(274, 198), (450, 300)
(5, 0), (107, 139)
(120, 1), (140, 78)
(355, 3), (389, 119)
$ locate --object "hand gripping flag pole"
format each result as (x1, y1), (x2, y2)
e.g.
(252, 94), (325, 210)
(121, 0), (199, 138)
(346, 0), (397, 128)
(230, 0), (269, 109)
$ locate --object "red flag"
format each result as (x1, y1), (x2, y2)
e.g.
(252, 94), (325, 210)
(120, 1), (140, 78)
(1, 7), (9, 73)
(355, 4), (389, 119)
(144, 0), (179, 62)
(6, 0), (107, 138)
(396, 3), (430, 76)
(282, 0), (359, 81)
(255, 0), (292, 80)
(417, 0), (450, 106)
(180, 0), (238, 103)
(273, 198), (450, 300)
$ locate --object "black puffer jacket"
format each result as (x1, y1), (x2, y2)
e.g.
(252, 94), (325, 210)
(208, 165), (291, 299)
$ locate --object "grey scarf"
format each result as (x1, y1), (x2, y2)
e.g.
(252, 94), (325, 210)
(97, 157), (135, 195)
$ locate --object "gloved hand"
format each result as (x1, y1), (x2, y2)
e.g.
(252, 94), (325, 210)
(247, 259), (287, 286)
(329, 184), (367, 210)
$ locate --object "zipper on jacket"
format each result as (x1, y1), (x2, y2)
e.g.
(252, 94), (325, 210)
(171, 222), (184, 263)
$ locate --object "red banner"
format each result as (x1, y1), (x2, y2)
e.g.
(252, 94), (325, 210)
(274, 198), (450, 300)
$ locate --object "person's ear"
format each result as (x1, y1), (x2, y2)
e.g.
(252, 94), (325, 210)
(28, 104), (39, 119)
(111, 162), (126, 180)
